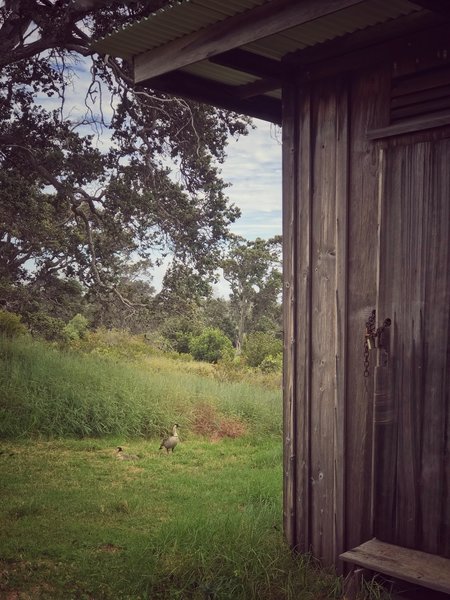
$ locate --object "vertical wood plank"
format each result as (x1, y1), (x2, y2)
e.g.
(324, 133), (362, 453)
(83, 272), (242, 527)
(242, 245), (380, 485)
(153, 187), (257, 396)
(282, 79), (298, 548)
(394, 143), (426, 550)
(374, 144), (399, 543)
(334, 79), (349, 568)
(310, 81), (338, 565)
(417, 138), (450, 556)
(294, 81), (312, 554)
(345, 66), (390, 552)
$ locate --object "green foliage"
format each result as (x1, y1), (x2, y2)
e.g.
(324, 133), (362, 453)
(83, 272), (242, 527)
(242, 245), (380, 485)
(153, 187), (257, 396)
(189, 327), (234, 363)
(0, 310), (27, 338)
(259, 353), (283, 373)
(25, 312), (67, 342)
(0, 275), (89, 330)
(222, 236), (282, 349)
(73, 327), (154, 361)
(63, 313), (89, 341)
(202, 297), (236, 342)
(158, 315), (202, 354)
(0, 5), (250, 319)
(242, 331), (283, 368)
(91, 274), (155, 333)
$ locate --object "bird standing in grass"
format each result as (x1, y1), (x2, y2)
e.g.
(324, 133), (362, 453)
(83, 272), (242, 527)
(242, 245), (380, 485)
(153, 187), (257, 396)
(115, 447), (139, 460)
(159, 424), (180, 453)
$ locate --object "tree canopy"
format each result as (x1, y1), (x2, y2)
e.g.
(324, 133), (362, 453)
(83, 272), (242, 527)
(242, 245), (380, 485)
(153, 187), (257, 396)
(222, 235), (282, 351)
(0, 0), (251, 315)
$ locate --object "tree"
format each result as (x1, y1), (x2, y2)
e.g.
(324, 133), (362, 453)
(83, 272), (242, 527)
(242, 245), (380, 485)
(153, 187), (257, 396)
(222, 235), (282, 351)
(90, 278), (155, 332)
(202, 297), (236, 343)
(0, 1), (250, 313)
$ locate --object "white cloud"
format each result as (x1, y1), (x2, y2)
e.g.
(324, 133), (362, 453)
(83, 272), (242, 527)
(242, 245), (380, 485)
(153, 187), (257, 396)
(221, 119), (282, 216)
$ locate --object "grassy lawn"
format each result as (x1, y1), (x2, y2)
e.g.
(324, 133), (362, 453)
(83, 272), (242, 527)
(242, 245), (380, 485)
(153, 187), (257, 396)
(0, 435), (344, 600)
(1, 338), (382, 599)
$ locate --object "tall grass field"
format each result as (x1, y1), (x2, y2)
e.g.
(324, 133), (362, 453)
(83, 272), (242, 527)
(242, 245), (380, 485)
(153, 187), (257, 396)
(0, 337), (382, 599)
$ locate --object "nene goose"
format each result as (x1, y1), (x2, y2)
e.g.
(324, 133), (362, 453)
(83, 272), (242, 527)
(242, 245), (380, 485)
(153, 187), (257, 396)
(115, 447), (139, 460)
(159, 424), (180, 453)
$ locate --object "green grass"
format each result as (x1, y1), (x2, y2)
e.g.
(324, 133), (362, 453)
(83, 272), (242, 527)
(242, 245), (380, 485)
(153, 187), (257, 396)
(0, 337), (281, 439)
(0, 436), (345, 600)
(0, 336), (381, 599)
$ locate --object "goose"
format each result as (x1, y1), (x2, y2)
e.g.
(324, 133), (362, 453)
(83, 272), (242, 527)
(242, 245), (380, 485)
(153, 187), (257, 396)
(115, 446), (139, 461)
(159, 424), (180, 453)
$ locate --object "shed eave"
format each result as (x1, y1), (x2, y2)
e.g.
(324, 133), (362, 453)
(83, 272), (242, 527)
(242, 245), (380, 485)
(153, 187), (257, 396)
(90, 0), (433, 123)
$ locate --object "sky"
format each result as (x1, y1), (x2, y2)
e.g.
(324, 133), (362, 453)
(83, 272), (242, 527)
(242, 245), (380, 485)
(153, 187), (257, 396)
(220, 120), (282, 241)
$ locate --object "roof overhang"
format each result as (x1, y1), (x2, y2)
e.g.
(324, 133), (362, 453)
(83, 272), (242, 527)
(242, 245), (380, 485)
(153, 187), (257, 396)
(92, 0), (446, 124)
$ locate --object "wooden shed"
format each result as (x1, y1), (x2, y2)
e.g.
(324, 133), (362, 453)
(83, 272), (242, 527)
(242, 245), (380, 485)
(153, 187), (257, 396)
(95, 0), (450, 593)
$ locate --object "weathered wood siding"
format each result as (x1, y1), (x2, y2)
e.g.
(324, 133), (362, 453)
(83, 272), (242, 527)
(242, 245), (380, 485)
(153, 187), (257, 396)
(376, 136), (450, 558)
(282, 58), (449, 565)
(282, 66), (388, 566)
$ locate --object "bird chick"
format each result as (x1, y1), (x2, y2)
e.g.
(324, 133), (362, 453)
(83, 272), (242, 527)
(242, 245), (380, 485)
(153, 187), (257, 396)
(115, 446), (139, 460)
(159, 424), (180, 453)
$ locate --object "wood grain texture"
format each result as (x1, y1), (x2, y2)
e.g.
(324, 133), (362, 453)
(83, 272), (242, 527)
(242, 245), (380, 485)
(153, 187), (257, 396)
(288, 22), (450, 87)
(345, 66), (390, 552)
(376, 136), (450, 557)
(334, 79), (349, 571)
(340, 538), (450, 594)
(367, 111), (450, 139)
(293, 81), (312, 555)
(290, 77), (349, 566)
(283, 40), (450, 569)
(309, 80), (339, 565)
(282, 80), (298, 548)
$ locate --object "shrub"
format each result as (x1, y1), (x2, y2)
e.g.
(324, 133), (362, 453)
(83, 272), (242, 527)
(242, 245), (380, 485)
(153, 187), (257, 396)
(75, 327), (153, 361)
(63, 313), (89, 341)
(189, 327), (234, 363)
(159, 316), (202, 354)
(242, 332), (282, 368)
(25, 312), (66, 342)
(0, 310), (27, 338)
(259, 353), (283, 373)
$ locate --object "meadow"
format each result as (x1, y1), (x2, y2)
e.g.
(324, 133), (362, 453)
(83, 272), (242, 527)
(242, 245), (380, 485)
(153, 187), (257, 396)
(0, 337), (384, 599)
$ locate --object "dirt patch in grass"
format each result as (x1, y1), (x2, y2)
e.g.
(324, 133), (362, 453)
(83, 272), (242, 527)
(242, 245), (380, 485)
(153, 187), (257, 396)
(0, 560), (57, 600)
(192, 403), (247, 440)
(96, 544), (122, 554)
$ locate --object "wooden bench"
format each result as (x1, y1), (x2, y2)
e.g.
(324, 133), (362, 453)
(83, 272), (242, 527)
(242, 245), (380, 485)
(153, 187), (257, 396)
(340, 538), (450, 595)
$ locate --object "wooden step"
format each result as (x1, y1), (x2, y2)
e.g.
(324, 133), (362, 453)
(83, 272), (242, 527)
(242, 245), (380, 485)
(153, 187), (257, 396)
(340, 538), (450, 595)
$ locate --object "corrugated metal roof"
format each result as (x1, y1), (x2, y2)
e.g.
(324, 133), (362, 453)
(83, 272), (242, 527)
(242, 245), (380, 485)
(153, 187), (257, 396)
(94, 0), (268, 58)
(94, 0), (420, 60)
(92, 0), (425, 123)
(245, 0), (418, 58)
